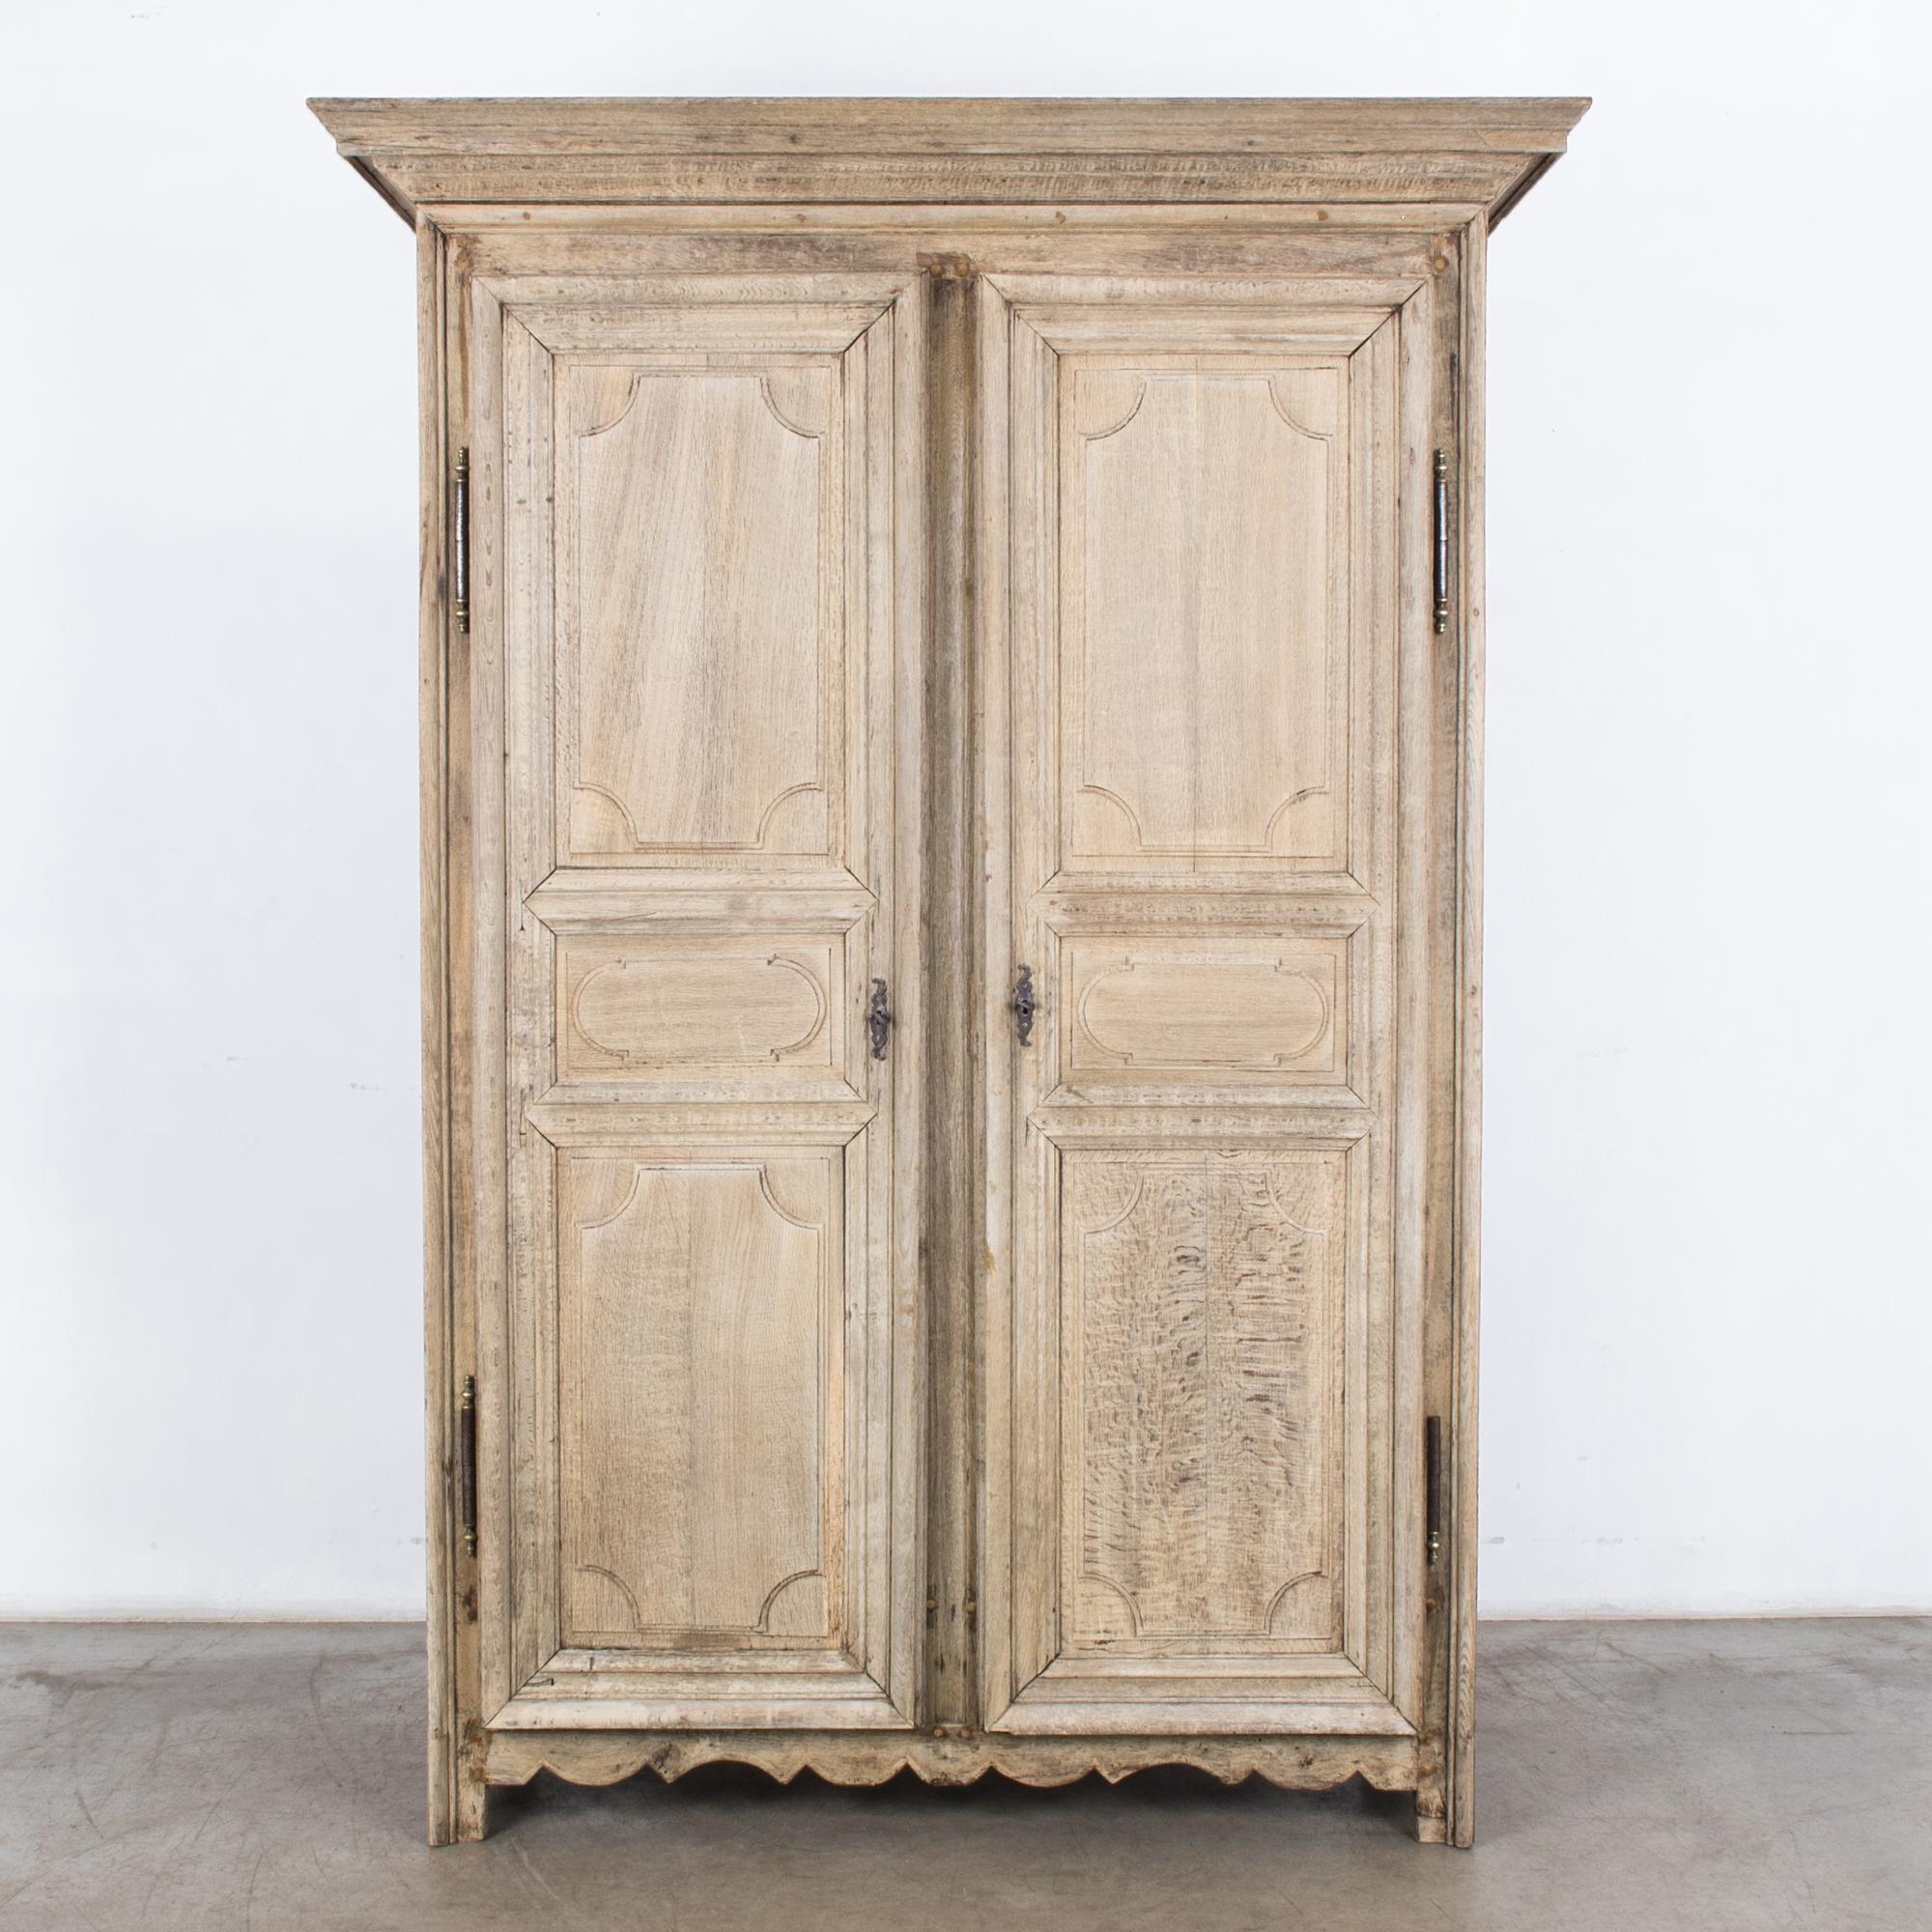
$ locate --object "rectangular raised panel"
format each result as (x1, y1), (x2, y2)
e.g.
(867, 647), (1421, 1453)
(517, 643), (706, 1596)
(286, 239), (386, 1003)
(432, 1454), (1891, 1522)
(556, 933), (847, 1092)
(1065, 1149), (1345, 1651)
(559, 1151), (839, 1648)
(1061, 356), (1350, 876)
(991, 1122), (1403, 1736)
(550, 331), (878, 872)
(1059, 928), (1352, 1097)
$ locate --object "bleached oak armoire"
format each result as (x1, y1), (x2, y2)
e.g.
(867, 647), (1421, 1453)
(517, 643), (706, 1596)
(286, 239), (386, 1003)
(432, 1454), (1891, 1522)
(313, 96), (1586, 1847)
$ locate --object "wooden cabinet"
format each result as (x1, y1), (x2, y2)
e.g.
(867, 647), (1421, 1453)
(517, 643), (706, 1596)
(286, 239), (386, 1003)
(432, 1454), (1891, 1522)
(313, 95), (1586, 1848)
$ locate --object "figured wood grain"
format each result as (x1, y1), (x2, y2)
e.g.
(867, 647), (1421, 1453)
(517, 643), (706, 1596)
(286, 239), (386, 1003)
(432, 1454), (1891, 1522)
(1065, 1152), (1344, 1646)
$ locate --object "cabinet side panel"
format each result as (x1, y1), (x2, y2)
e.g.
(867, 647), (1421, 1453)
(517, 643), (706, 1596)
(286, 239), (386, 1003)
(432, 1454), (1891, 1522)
(1396, 253), (1471, 1846)
(417, 214), (458, 1849)
(1449, 209), (1487, 1851)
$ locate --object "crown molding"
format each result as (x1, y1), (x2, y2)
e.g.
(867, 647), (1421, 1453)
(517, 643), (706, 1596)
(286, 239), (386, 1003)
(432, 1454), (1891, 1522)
(308, 97), (1590, 230)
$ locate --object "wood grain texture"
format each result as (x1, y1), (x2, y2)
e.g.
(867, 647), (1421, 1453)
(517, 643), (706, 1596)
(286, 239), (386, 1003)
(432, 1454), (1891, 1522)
(554, 355), (844, 866)
(415, 213), (460, 1847)
(1065, 1151), (1344, 1646)
(476, 269), (923, 1745)
(309, 97), (1588, 225)
(346, 100), (1585, 1846)
(558, 1153), (836, 1647)
(554, 936), (845, 1092)
(482, 1727), (1420, 1793)
(1062, 357), (1347, 868)
(1449, 207), (1489, 1851)
(1060, 931), (1350, 1093)
(984, 256), (1413, 1749)
(922, 262), (980, 1732)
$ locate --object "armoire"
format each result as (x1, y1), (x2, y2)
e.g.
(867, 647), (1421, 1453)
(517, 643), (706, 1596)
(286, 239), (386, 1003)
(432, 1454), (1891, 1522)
(313, 96), (1586, 1847)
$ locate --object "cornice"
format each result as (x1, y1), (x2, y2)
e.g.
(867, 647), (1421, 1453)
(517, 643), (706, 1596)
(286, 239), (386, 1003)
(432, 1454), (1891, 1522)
(308, 97), (1590, 229)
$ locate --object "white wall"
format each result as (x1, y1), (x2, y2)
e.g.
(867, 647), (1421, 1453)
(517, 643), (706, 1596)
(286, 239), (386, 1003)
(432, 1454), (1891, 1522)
(3, 0), (1926, 1619)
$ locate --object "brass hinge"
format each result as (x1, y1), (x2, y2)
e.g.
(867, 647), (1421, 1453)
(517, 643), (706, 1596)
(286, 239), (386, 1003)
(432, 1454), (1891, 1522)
(1432, 449), (1451, 636)
(1425, 1414), (1444, 1566)
(458, 1375), (477, 1558)
(451, 447), (470, 635)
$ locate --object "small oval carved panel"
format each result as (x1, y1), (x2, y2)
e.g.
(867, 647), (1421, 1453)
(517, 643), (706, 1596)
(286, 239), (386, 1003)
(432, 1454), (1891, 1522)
(1069, 946), (1340, 1074)
(565, 945), (832, 1073)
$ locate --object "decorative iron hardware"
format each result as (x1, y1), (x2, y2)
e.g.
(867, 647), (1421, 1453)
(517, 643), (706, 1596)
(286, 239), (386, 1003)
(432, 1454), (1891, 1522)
(458, 1375), (477, 1558)
(451, 446), (470, 635)
(1011, 963), (1037, 1046)
(1432, 448), (1450, 636)
(867, 979), (893, 1060)
(1425, 1413), (1444, 1566)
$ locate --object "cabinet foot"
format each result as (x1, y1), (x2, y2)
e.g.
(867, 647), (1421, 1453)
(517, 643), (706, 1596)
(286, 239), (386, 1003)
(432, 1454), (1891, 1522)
(452, 1774), (490, 1844)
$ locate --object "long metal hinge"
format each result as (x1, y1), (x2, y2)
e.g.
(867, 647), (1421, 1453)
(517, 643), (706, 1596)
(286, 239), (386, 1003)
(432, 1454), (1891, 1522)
(458, 1375), (477, 1558)
(1432, 449), (1451, 636)
(451, 447), (470, 634)
(1425, 1414), (1444, 1566)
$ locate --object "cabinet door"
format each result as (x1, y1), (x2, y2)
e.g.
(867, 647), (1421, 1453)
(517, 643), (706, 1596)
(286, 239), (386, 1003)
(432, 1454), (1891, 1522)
(464, 270), (925, 1731)
(980, 270), (1444, 1738)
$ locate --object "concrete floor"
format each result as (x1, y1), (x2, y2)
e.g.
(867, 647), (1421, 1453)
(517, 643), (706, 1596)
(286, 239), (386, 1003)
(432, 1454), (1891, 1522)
(0, 1620), (1924, 1931)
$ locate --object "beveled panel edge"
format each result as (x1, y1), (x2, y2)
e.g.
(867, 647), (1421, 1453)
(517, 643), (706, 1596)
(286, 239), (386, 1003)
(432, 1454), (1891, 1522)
(554, 932), (856, 1099)
(1054, 927), (1358, 1104)
(994, 1695), (1416, 1739)
(525, 871), (875, 932)
(1027, 1109), (1370, 1149)
(310, 98), (1589, 227)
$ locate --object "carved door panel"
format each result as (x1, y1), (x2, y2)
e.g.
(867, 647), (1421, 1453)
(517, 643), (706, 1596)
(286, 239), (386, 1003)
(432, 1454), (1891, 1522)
(980, 270), (1441, 1737)
(467, 271), (925, 1732)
